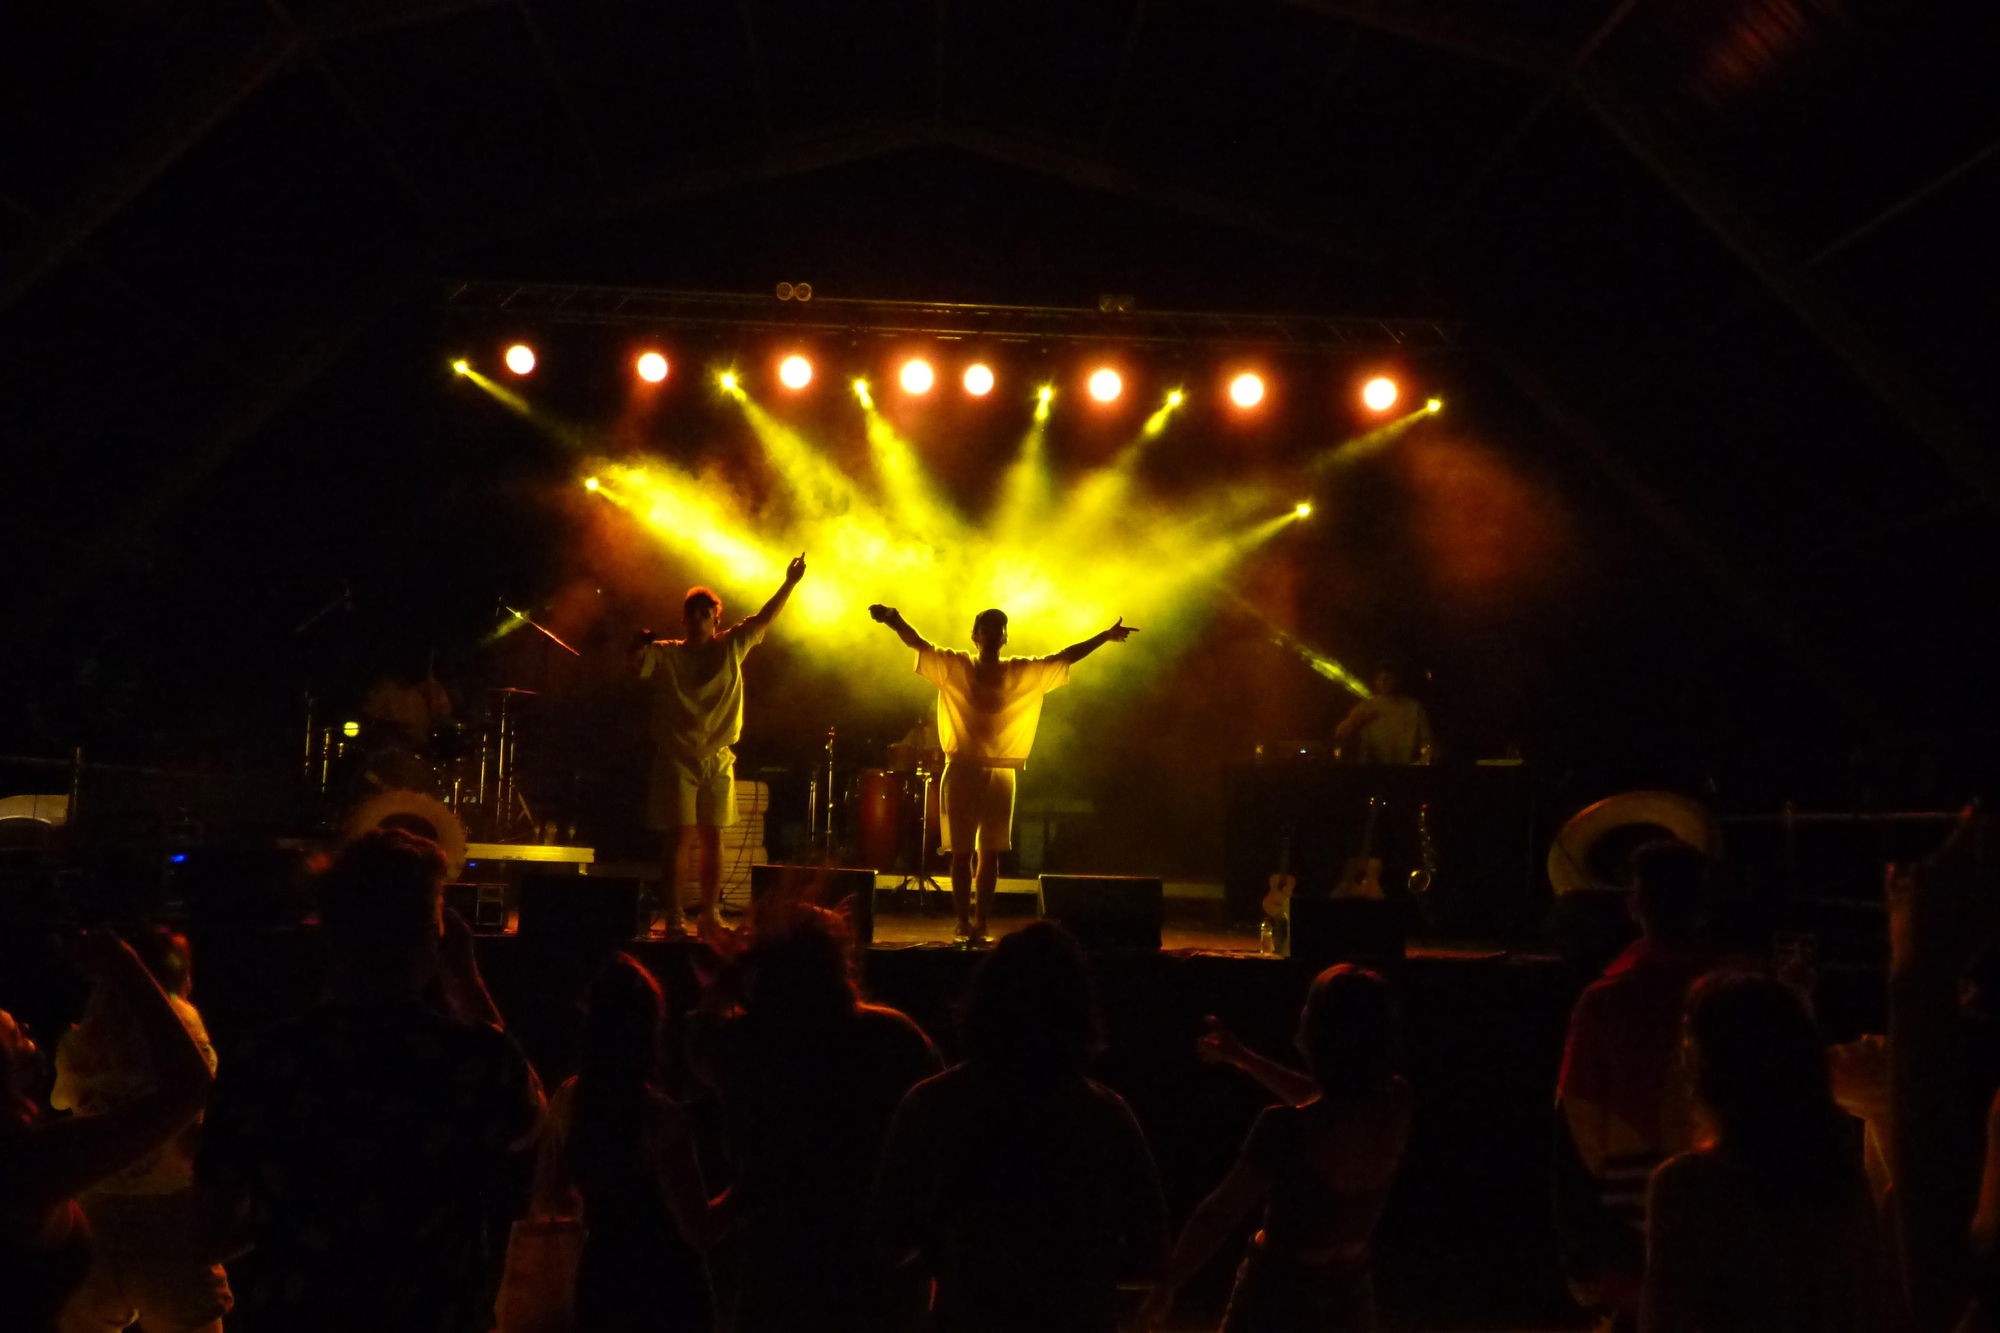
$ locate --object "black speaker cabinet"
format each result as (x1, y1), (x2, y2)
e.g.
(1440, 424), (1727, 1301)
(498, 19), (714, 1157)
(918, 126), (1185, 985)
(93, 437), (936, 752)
(1037, 875), (1163, 952)
(749, 864), (876, 946)
(517, 873), (642, 952)
(1289, 898), (1405, 971)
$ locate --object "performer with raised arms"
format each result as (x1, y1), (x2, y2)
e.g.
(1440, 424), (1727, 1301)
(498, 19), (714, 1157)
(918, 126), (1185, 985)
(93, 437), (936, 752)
(636, 555), (806, 936)
(868, 603), (1137, 945)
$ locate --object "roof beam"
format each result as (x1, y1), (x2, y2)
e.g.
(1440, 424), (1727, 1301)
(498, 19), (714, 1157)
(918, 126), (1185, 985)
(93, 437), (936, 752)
(0, 0), (512, 315)
(514, 0), (611, 190)
(1278, 0), (1563, 78)
(1495, 350), (1891, 738)
(1098, 0), (1150, 149)
(936, 122), (1384, 265)
(0, 30), (296, 313)
(1418, 0), (1642, 252)
(40, 268), (422, 610)
(1574, 72), (2000, 515)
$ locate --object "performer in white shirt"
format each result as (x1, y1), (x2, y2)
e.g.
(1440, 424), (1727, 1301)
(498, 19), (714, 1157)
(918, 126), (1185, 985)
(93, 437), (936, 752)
(868, 604), (1136, 944)
(635, 556), (805, 935)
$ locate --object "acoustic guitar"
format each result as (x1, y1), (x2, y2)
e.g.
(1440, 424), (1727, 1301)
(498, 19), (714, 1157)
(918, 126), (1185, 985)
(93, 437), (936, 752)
(1262, 829), (1296, 919)
(1334, 796), (1385, 900)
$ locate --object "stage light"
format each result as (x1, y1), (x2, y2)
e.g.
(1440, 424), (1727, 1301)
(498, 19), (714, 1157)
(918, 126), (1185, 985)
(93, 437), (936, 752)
(451, 359), (470, 376)
(504, 344), (536, 376)
(585, 477), (600, 492)
(779, 356), (813, 390)
(1089, 368), (1122, 402)
(900, 359), (935, 394)
(1230, 374), (1265, 408)
(636, 352), (668, 383)
(1362, 376), (1397, 412)
(719, 371), (739, 393)
(1426, 397), (1443, 414)
(1295, 501), (1312, 518)
(964, 363), (995, 396)
(852, 378), (873, 409)
(1167, 389), (1184, 407)
(342, 721), (360, 738)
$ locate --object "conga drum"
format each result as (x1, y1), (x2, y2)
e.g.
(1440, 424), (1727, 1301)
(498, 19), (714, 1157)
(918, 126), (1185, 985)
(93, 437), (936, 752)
(853, 769), (905, 872)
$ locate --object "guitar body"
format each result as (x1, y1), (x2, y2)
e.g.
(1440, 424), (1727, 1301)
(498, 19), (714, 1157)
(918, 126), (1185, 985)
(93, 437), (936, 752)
(1333, 856), (1383, 900)
(1334, 796), (1387, 900)
(1264, 830), (1297, 917)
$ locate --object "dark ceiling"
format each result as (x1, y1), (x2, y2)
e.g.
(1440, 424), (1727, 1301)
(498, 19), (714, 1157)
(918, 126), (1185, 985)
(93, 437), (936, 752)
(4, 0), (1998, 792)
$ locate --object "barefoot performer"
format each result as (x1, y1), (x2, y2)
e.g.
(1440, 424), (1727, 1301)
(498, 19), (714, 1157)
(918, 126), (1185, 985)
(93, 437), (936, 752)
(637, 556), (806, 934)
(867, 604), (1136, 944)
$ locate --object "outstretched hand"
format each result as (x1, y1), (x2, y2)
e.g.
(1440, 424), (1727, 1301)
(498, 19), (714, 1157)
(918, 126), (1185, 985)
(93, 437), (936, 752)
(868, 604), (896, 624)
(1105, 617), (1138, 643)
(1195, 1014), (1250, 1068)
(786, 553), (807, 583)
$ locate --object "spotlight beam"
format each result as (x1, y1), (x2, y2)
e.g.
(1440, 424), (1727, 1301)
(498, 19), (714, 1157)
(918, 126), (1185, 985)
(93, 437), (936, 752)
(1309, 402), (1436, 472)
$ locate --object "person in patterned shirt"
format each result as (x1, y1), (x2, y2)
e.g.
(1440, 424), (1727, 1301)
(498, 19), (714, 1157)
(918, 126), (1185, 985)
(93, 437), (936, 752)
(195, 830), (543, 1333)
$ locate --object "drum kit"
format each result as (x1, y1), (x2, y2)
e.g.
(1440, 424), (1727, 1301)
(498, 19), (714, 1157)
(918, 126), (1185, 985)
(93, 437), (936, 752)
(849, 739), (947, 908)
(304, 606), (580, 857)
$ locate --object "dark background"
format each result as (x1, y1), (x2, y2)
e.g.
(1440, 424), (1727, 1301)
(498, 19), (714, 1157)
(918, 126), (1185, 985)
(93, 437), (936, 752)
(4, 0), (1999, 875)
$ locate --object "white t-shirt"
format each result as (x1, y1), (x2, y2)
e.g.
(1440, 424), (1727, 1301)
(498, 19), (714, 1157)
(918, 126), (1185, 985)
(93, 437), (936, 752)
(1348, 695), (1433, 766)
(640, 624), (766, 761)
(51, 993), (217, 1195)
(916, 645), (1069, 770)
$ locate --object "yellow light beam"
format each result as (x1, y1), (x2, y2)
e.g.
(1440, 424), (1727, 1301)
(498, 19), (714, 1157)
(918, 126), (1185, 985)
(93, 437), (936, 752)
(1311, 402), (1434, 472)
(857, 401), (965, 542)
(1141, 388), (1185, 439)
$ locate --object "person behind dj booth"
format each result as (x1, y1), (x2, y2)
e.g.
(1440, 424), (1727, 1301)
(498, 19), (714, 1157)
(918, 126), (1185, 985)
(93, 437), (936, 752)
(1332, 666), (1432, 768)
(634, 555), (806, 938)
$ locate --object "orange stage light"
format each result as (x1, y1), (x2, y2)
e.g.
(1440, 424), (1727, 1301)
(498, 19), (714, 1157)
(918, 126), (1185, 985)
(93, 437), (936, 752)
(963, 363), (995, 396)
(1088, 368), (1122, 402)
(779, 355), (813, 390)
(636, 352), (668, 383)
(900, 359), (935, 394)
(1362, 376), (1398, 412)
(504, 344), (536, 375)
(1229, 373), (1265, 408)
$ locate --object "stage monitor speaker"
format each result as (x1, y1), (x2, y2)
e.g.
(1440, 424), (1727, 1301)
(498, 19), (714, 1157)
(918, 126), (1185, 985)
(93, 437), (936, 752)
(749, 864), (876, 947)
(517, 873), (641, 953)
(1289, 898), (1405, 971)
(1037, 875), (1163, 952)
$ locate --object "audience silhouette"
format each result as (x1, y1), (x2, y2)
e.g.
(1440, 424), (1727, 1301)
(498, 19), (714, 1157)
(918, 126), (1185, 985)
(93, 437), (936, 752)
(692, 900), (941, 1332)
(3, 932), (214, 1333)
(873, 920), (1168, 1333)
(1143, 964), (1411, 1333)
(536, 952), (713, 1331)
(195, 830), (543, 1333)
(1641, 972), (1896, 1333)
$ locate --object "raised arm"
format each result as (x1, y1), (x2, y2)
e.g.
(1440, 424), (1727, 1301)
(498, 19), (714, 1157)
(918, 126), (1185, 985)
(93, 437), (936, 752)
(1057, 617), (1137, 665)
(868, 604), (934, 654)
(738, 555), (806, 639)
(15, 932), (215, 1214)
(1197, 1016), (1320, 1108)
(1136, 1158), (1267, 1330)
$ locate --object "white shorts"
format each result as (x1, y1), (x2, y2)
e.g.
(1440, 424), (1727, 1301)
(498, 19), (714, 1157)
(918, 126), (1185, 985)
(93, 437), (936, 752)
(940, 761), (1016, 855)
(648, 746), (737, 830)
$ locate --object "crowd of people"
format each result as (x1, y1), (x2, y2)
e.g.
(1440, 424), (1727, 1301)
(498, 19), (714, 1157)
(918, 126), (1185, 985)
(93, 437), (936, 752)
(8, 817), (2000, 1332)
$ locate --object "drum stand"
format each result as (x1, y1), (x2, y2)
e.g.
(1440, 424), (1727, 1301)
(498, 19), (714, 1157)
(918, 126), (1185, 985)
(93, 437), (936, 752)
(891, 763), (946, 912)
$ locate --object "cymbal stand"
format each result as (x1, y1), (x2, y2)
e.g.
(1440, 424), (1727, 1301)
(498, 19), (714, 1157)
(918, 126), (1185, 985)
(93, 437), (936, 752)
(890, 761), (946, 912)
